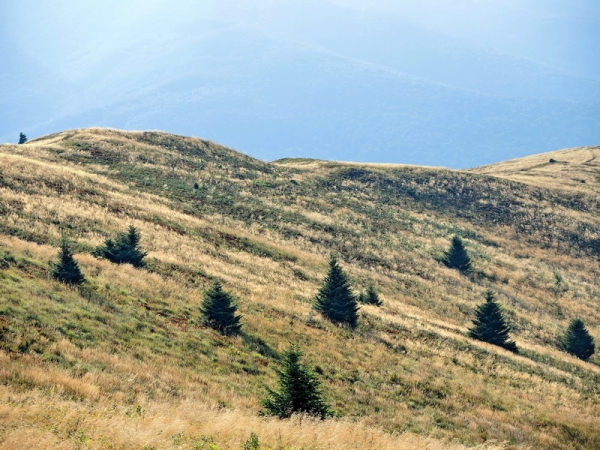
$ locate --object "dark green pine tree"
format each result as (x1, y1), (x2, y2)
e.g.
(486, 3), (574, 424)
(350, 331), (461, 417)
(93, 225), (147, 268)
(261, 345), (330, 419)
(51, 239), (85, 285)
(442, 235), (472, 273)
(361, 284), (382, 306)
(313, 255), (359, 328)
(200, 281), (242, 335)
(468, 290), (517, 352)
(18, 132), (27, 144)
(562, 319), (595, 361)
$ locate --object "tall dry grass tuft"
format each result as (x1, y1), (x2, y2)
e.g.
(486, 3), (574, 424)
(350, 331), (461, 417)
(0, 384), (505, 450)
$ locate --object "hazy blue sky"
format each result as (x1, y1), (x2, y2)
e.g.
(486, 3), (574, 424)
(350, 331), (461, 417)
(1, 0), (599, 167)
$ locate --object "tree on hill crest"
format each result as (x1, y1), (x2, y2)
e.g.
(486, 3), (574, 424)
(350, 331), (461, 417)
(18, 132), (27, 144)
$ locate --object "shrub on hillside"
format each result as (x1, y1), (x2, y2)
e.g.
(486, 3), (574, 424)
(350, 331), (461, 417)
(561, 318), (595, 361)
(358, 284), (382, 306)
(51, 238), (85, 285)
(313, 255), (359, 328)
(468, 290), (517, 352)
(93, 225), (147, 268)
(442, 236), (472, 273)
(261, 345), (330, 419)
(200, 281), (242, 335)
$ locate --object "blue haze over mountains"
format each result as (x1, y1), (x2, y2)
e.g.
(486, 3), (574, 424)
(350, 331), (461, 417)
(1, 0), (599, 168)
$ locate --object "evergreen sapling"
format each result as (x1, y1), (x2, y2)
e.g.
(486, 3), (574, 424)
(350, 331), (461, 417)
(51, 239), (85, 285)
(358, 284), (382, 306)
(200, 281), (242, 335)
(94, 225), (147, 267)
(442, 236), (472, 273)
(261, 345), (330, 419)
(468, 290), (517, 352)
(357, 291), (367, 304)
(313, 255), (359, 328)
(562, 318), (595, 361)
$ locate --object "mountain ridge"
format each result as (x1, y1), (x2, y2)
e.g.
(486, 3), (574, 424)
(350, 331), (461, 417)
(3, 0), (599, 167)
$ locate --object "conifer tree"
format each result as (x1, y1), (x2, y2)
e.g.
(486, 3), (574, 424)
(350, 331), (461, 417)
(561, 319), (595, 361)
(359, 284), (382, 306)
(468, 290), (517, 352)
(357, 291), (367, 304)
(93, 225), (147, 267)
(18, 132), (27, 144)
(200, 281), (242, 335)
(51, 239), (85, 285)
(442, 235), (472, 273)
(313, 255), (359, 328)
(261, 345), (330, 419)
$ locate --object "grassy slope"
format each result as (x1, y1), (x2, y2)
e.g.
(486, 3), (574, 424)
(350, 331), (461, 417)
(470, 145), (600, 195)
(0, 128), (599, 449)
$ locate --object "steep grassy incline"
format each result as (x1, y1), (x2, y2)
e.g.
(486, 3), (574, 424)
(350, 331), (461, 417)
(0, 128), (599, 449)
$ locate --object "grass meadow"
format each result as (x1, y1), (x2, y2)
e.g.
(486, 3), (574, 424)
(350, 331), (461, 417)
(0, 129), (599, 448)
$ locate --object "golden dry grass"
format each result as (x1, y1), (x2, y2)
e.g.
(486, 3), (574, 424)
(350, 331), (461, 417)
(470, 145), (600, 194)
(0, 382), (502, 450)
(0, 129), (599, 449)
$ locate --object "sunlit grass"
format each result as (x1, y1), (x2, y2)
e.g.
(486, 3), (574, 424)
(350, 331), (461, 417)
(0, 129), (599, 448)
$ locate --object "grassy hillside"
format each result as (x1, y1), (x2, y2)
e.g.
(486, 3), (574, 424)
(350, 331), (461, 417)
(470, 146), (600, 195)
(0, 128), (599, 449)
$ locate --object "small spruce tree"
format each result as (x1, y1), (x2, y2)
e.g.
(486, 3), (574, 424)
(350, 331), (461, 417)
(442, 235), (472, 273)
(200, 281), (242, 335)
(261, 345), (330, 419)
(357, 291), (367, 304)
(561, 319), (595, 361)
(468, 290), (517, 352)
(313, 255), (359, 328)
(18, 132), (27, 144)
(51, 239), (85, 285)
(93, 225), (147, 267)
(359, 284), (382, 306)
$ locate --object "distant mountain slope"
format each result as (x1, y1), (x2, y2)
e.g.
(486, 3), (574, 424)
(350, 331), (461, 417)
(0, 129), (599, 449)
(2, 1), (599, 167)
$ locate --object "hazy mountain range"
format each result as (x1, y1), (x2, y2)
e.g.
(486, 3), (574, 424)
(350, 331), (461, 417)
(1, 0), (599, 167)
